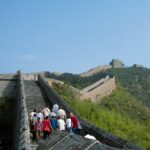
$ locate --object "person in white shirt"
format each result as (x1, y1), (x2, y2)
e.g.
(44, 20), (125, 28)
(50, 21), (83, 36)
(57, 116), (65, 131)
(43, 107), (50, 117)
(31, 113), (37, 139)
(29, 109), (37, 121)
(29, 109), (37, 131)
(37, 110), (44, 121)
(66, 117), (72, 133)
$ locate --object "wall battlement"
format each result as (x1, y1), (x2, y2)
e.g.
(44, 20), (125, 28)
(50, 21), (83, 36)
(80, 65), (112, 77)
(21, 73), (38, 81)
(80, 76), (116, 102)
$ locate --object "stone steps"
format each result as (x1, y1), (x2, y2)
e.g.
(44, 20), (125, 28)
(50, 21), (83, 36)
(23, 80), (48, 149)
(24, 80), (48, 115)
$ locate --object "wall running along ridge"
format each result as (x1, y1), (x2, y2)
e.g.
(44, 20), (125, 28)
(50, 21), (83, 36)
(80, 76), (116, 102)
(80, 65), (112, 77)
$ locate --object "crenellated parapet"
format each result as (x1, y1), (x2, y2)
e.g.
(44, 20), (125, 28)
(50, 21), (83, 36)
(80, 76), (116, 102)
(21, 73), (38, 81)
(15, 71), (32, 150)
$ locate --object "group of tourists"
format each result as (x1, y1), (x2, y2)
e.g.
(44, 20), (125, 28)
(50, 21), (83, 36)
(29, 104), (82, 142)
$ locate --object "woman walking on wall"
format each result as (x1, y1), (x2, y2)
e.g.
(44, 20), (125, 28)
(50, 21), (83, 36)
(43, 116), (53, 139)
(34, 117), (43, 142)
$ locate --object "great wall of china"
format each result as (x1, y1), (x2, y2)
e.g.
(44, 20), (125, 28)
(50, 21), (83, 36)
(76, 59), (125, 101)
(80, 76), (116, 102)
(80, 59), (124, 77)
(80, 65), (112, 77)
(48, 75), (116, 102)
(0, 71), (143, 150)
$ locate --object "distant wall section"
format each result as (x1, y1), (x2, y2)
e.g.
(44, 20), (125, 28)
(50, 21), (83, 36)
(21, 73), (38, 81)
(80, 76), (116, 102)
(80, 65), (112, 77)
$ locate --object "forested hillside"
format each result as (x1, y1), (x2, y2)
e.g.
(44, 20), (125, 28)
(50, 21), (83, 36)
(52, 82), (150, 149)
(105, 67), (150, 107)
(48, 66), (150, 149)
(48, 72), (112, 89)
(49, 67), (150, 107)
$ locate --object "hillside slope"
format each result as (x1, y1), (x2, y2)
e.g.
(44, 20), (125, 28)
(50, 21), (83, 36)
(48, 67), (150, 149)
(49, 67), (150, 107)
(51, 82), (150, 149)
(48, 72), (111, 89)
(105, 67), (150, 107)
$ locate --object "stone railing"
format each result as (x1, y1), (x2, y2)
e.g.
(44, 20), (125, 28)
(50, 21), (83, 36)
(38, 75), (73, 112)
(21, 73), (38, 81)
(15, 71), (31, 150)
(38, 75), (143, 150)
(81, 76), (110, 92)
(80, 76), (116, 102)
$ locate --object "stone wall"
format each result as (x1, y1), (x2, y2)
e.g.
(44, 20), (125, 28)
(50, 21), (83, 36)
(80, 65), (112, 77)
(47, 78), (64, 86)
(21, 73), (38, 81)
(109, 59), (124, 68)
(14, 71), (31, 150)
(81, 76), (110, 92)
(38, 75), (143, 150)
(0, 80), (17, 97)
(80, 76), (116, 102)
(132, 64), (143, 68)
(0, 74), (18, 97)
(80, 59), (125, 78)
(21, 71), (50, 81)
(0, 74), (18, 149)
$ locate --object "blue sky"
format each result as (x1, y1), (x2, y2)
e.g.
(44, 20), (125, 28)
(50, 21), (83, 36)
(0, 0), (150, 73)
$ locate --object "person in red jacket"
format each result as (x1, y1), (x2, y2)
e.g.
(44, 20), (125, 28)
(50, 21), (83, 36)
(43, 116), (53, 139)
(70, 112), (78, 134)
